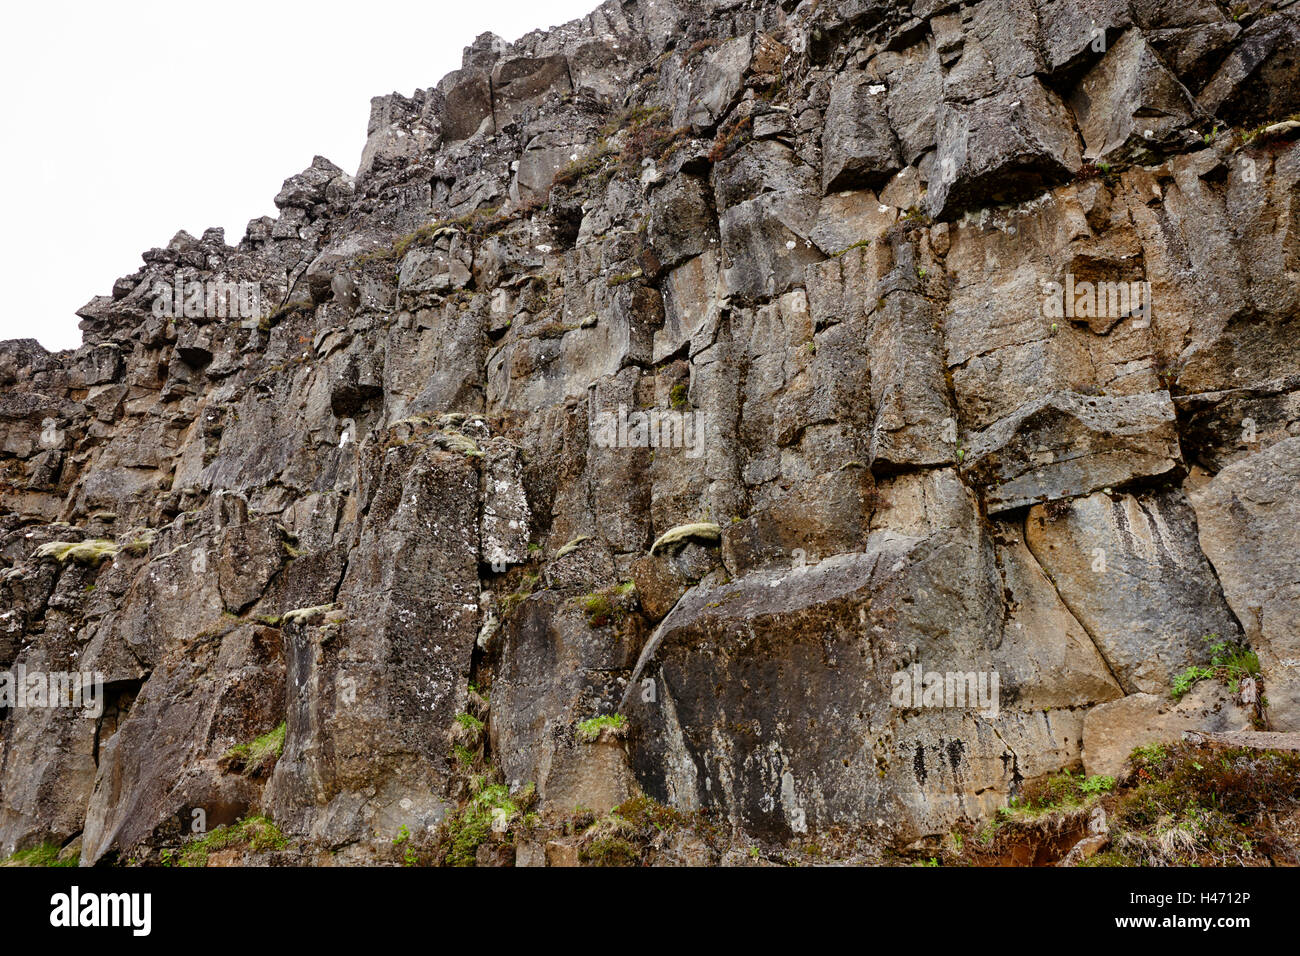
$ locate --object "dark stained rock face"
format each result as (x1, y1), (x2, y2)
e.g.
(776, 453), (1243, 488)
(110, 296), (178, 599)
(2, 0), (1299, 865)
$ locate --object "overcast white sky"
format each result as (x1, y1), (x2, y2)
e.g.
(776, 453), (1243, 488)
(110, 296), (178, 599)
(0, 0), (601, 352)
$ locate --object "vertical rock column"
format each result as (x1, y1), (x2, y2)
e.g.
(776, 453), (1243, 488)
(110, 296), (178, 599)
(265, 434), (481, 845)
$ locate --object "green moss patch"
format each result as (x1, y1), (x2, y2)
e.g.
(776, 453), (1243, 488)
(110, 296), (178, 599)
(1, 842), (76, 867)
(219, 723), (286, 777)
(169, 816), (288, 867)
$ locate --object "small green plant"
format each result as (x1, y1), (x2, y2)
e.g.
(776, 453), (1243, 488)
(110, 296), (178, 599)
(1171, 634), (1261, 700)
(581, 836), (639, 866)
(1130, 743), (1168, 767)
(1007, 769), (1113, 818)
(1081, 774), (1116, 796)
(220, 722), (286, 777)
(455, 712), (485, 735)
(1172, 665), (1216, 699)
(1207, 635), (1261, 683)
(393, 824), (410, 846)
(614, 794), (685, 833)
(577, 581), (637, 628)
(580, 591), (615, 625)
(577, 713), (627, 742)
(499, 572), (540, 620)
(441, 780), (524, 866)
(669, 383), (689, 409)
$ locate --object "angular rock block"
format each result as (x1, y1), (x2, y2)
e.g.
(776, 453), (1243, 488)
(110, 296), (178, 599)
(1083, 683), (1253, 777)
(624, 527), (1111, 842)
(358, 89), (442, 182)
(1197, 13), (1300, 127)
(646, 174), (717, 275)
(81, 625), (285, 863)
(1071, 29), (1201, 162)
(961, 390), (1180, 513)
(492, 55), (572, 128)
(491, 592), (640, 813)
(438, 68), (493, 141)
(926, 77), (1082, 220)
(722, 467), (875, 574)
(821, 71), (903, 193)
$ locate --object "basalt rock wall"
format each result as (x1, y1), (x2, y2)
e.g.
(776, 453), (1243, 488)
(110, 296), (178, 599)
(2, 0), (1299, 863)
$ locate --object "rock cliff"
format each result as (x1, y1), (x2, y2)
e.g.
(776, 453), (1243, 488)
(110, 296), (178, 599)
(2, 0), (1299, 865)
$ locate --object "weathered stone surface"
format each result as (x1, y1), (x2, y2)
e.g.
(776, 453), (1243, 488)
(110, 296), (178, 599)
(1190, 438), (1300, 732)
(722, 468), (874, 574)
(264, 434), (480, 846)
(1083, 683), (1253, 777)
(82, 624), (286, 863)
(358, 90), (442, 182)
(491, 591), (641, 813)
(961, 391), (1181, 513)
(492, 55), (572, 128)
(867, 290), (957, 471)
(715, 142), (823, 301)
(673, 37), (752, 129)
(1197, 13), (1300, 126)
(927, 78), (1083, 220)
(624, 539), (1096, 841)
(821, 72), (902, 193)
(1071, 29), (1202, 163)
(438, 69), (493, 141)
(646, 174), (717, 274)
(3, 0), (1300, 866)
(275, 156), (347, 211)
(1025, 488), (1243, 695)
(808, 189), (898, 256)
